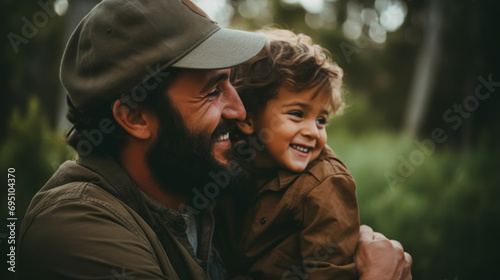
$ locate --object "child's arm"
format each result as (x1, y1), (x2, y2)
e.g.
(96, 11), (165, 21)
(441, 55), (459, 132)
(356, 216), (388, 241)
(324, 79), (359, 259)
(297, 173), (359, 279)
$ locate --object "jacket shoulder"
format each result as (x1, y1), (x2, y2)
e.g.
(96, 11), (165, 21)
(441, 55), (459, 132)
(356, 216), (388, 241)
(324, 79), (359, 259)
(306, 147), (351, 181)
(21, 180), (150, 244)
(17, 181), (167, 279)
(280, 147), (354, 206)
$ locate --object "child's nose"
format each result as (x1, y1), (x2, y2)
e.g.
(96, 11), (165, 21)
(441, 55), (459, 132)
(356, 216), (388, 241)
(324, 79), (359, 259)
(301, 121), (320, 139)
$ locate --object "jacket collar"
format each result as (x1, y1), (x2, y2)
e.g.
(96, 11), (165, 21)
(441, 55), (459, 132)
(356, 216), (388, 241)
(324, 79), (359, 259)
(76, 154), (144, 209)
(75, 154), (214, 230)
(75, 154), (165, 230)
(258, 146), (337, 194)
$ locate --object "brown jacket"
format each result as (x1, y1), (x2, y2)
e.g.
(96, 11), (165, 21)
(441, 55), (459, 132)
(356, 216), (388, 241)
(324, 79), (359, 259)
(17, 154), (218, 280)
(216, 146), (359, 280)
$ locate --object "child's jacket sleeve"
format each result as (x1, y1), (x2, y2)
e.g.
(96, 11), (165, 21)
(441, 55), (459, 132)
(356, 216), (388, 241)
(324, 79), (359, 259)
(296, 173), (359, 280)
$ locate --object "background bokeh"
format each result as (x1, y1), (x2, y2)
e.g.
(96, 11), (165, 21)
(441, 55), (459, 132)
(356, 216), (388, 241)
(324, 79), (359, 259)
(1, 0), (499, 279)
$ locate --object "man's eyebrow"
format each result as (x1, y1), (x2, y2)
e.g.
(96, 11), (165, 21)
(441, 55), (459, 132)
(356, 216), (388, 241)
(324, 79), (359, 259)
(201, 73), (229, 93)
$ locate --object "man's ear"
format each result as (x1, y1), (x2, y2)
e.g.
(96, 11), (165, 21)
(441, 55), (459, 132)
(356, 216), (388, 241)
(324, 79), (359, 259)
(112, 100), (157, 140)
(236, 115), (255, 135)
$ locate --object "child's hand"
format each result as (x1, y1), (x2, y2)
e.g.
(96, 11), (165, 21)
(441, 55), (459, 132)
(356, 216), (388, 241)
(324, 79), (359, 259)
(355, 225), (412, 280)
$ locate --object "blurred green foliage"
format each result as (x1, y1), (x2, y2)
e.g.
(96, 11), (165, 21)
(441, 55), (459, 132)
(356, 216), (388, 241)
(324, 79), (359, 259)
(328, 96), (499, 280)
(0, 97), (75, 223)
(0, 0), (66, 140)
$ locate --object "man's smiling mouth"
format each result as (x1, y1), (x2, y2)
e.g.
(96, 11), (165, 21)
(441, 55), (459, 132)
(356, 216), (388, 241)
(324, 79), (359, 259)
(216, 132), (230, 142)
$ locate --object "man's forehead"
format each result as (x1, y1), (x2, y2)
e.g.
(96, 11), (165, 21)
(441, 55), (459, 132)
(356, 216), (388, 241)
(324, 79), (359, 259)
(177, 68), (231, 81)
(166, 68), (231, 98)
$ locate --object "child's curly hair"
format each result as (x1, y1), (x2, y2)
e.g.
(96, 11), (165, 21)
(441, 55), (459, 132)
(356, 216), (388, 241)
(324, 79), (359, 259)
(231, 28), (344, 116)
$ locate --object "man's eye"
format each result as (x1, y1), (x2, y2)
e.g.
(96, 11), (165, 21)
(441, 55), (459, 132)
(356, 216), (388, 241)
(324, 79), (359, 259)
(316, 117), (327, 125)
(288, 110), (303, 118)
(207, 87), (221, 98)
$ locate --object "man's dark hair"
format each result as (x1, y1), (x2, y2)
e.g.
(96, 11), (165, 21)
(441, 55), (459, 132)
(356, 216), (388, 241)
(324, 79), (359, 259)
(66, 69), (180, 158)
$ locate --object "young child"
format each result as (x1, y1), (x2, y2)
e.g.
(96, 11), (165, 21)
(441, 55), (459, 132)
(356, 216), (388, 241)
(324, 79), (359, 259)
(215, 29), (359, 279)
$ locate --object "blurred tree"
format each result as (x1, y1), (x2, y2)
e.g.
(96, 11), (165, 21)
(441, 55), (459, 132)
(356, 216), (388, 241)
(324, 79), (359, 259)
(403, 0), (443, 137)
(423, 0), (500, 150)
(1, 0), (67, 141)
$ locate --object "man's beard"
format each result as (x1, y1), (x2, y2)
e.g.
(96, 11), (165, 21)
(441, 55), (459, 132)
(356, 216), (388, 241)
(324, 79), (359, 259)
(146, 94), (244, 200)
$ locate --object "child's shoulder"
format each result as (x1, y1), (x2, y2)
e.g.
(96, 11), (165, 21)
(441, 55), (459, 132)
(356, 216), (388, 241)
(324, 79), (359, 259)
(304, 145), (352, 181)
(277, 145), (356, 211)
(278, 145), (353, 196)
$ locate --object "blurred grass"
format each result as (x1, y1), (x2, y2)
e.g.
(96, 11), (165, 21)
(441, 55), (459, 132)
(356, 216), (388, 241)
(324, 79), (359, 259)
(327, 95), (499, 279)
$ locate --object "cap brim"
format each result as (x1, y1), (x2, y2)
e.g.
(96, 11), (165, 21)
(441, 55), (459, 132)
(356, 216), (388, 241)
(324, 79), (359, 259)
(172, 28), (266, 69)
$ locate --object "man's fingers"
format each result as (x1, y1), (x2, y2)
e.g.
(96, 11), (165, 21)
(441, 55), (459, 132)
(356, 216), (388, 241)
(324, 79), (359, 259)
(359, 225), (374, 242)
(404, 252), (412, 266)
(390, 240), (403, 250)
(404, 252), (413, 280)
(373, 232), (387, 240)
(356, 226), (413, 280)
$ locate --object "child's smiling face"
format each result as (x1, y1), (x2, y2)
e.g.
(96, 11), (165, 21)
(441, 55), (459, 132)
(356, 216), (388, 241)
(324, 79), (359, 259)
(240, 85), (330, 172)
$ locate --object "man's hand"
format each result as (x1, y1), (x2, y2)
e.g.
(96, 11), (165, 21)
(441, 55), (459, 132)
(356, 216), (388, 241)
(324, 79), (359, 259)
(355, 225), (412, 280)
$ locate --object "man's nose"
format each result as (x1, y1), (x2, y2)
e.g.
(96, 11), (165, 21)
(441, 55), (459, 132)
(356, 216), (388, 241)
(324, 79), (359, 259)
(222, 84), (246, 121)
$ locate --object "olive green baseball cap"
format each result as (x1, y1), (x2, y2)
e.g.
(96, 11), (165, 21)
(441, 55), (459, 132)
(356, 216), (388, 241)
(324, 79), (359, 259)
(60, 0), (266, 110)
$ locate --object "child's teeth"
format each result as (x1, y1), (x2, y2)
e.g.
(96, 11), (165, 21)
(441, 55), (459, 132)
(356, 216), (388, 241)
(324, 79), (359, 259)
(292, 144), (309, 153)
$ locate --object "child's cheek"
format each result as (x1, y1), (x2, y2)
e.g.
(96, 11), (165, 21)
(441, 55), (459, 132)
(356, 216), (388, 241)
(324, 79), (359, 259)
(265, 109), (289, 134)
(267, 115), (287, 134)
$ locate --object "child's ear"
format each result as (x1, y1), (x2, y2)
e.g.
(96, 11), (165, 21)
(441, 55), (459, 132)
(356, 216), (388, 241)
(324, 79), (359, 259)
(236, 115), (255, 135)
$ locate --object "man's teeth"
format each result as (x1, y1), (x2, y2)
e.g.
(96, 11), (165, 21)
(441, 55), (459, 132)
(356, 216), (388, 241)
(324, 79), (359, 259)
(217, 133), (230, 142)
(291, 144), (310, 153)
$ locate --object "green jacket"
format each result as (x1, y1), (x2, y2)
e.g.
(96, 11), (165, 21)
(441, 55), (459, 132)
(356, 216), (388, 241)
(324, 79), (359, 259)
(17, 154), (217, 280)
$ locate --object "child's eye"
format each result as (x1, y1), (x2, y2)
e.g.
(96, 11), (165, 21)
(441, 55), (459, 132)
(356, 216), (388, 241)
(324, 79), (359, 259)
(288, 110), (303, 118)
(316, 117), (327, 126)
